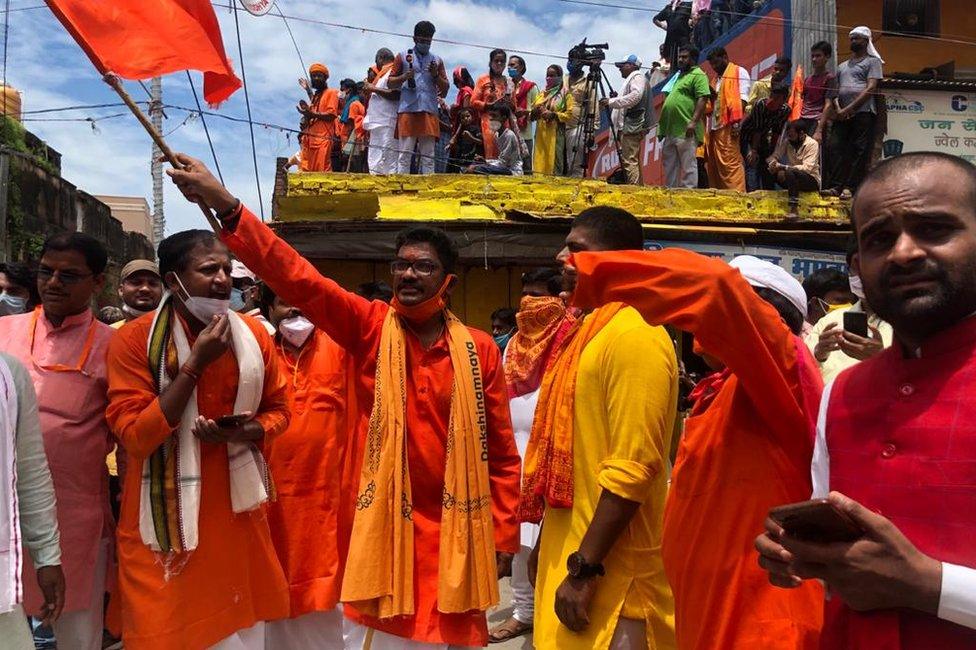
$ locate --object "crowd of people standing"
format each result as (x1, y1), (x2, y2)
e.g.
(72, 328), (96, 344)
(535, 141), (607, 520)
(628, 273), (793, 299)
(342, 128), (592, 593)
(290, 17), (887, 210)
(0, 143), (974, 650)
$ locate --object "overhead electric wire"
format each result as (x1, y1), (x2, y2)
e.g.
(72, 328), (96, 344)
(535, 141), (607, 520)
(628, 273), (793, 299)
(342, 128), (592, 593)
(186, 70), (224, 184)
(275, 4), (308, 78)
(232, 0), (265, 220)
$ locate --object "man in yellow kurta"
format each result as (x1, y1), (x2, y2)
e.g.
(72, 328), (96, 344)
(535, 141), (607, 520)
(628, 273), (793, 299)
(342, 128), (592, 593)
(521, 207), (677, 650)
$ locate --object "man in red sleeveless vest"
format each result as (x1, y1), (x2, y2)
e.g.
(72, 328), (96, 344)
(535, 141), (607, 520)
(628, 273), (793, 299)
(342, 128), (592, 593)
(756, 151), (976, 648)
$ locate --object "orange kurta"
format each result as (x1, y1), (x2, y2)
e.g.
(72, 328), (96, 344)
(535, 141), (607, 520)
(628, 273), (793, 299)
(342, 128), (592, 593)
(340, 100), (366, 143)
(222, 207), (521, 647)
(470, 73), (509, 158)
(267, 330), (349, 617)
(300, 88), (339, 172)
(105, 313), (291, 650)
(571, 249), (825, 650)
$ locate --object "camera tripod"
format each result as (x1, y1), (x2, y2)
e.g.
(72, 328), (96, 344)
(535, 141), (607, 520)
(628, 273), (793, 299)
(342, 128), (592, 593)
(570, 64), (628, 184)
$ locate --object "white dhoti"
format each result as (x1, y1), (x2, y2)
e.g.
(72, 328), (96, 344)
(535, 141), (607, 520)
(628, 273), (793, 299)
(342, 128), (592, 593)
(210, 621), (265, 650)
(344, 621), (478, 649)
(265, 607), (346, 649)
(367, 125), (398, 175)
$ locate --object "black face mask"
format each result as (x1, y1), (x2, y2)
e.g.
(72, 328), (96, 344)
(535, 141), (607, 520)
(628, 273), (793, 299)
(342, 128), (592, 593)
(311, 78), (327, 90)
(851, 41), (867, 54)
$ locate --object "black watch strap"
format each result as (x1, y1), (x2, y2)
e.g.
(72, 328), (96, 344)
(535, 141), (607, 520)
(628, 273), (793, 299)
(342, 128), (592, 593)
(567, 551), (605, 580)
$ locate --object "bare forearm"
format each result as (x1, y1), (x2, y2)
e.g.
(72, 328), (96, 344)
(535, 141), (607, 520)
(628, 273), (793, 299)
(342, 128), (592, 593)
(577, 489), (641, 563)
(158, 370), (199, 426)
(691, 97), (706, 124)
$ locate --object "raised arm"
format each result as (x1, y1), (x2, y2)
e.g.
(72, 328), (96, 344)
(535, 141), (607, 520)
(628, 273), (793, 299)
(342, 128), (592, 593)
(166, 153), (387, 355)
(571, 248), (819, 439)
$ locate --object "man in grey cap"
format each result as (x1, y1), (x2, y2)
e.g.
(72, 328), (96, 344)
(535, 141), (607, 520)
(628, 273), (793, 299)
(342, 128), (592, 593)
(601, 54), (650, 185)
(111, 260), (162, 329)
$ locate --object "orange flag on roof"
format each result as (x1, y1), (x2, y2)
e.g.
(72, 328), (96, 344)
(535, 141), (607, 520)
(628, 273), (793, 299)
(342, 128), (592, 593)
(788, 65), (804, 121)
(45, 0), (241, 106)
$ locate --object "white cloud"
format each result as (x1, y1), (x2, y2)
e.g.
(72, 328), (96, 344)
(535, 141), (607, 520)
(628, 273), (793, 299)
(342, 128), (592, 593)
(5, 0), (663, 238)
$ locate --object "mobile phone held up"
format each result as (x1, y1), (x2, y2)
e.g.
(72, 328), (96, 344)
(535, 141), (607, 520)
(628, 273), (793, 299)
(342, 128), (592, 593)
(843, 311), (869, 338)
(216, 413), (250, 428)
(769, 499), (863, 543)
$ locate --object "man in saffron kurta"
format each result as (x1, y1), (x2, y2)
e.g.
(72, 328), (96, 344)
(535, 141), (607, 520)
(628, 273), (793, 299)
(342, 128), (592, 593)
(299, 63), (340, 172)
(569, 248), (825, 649)
(0, 232), (115, 650)
(526, 208), (677, 650)
(164, 153), (521, 648)
(704, 46), (750, 192)
(387, 21), (450, 175)
(260, 285), (351, 648)
(105, 231), (290, 649)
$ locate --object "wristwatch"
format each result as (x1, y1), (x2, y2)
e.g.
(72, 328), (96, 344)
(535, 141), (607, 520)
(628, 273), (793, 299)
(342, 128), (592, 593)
(566, 551), (605, 580)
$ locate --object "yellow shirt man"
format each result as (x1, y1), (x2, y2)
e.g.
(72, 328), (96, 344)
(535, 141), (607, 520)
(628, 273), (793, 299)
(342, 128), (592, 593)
(534, 307), (677, 649)
(804, 302), (893, 384)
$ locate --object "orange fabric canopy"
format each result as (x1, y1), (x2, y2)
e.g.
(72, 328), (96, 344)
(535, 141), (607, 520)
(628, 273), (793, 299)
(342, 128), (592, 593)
(45, 0), (240, 105)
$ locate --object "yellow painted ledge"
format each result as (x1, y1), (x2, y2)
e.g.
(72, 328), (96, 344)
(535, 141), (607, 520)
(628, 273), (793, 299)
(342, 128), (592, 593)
(277, 172), (850, 225)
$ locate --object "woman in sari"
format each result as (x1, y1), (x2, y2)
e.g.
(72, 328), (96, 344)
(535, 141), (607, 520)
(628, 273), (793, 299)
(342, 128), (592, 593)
(471, 49), (512, 159)
(531, 65), (574, 176)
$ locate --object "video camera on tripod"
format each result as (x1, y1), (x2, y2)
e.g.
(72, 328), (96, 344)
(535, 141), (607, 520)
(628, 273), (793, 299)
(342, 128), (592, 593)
(568, 39), (609, 69)
(567, 38), (628, 183)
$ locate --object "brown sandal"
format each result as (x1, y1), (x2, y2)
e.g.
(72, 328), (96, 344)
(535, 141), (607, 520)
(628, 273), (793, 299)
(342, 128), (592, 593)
(488, 617), (533, 643)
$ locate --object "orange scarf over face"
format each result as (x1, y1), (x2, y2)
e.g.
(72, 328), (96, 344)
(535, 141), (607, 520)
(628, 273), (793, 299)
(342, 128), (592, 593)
(517, 303), (624, 523)
(504, 296), (575, 398)
(340, 308), (498, 618)
(718, 63), (744, 126)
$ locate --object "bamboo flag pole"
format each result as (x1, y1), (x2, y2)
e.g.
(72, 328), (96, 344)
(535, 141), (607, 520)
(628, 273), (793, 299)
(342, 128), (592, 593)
(103, 73), (222, 234)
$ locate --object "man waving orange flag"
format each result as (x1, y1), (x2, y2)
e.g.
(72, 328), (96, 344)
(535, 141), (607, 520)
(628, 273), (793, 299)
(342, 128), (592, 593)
(44, 0), (240, 105)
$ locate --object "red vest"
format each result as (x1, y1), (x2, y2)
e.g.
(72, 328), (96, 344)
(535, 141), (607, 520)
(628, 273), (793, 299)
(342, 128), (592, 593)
(513, 79), (537, 131)
(824, 317), (976, 649)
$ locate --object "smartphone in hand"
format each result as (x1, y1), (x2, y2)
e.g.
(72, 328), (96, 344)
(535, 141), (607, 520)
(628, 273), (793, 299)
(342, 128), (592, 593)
(769, 499), (863, 543)
(843, 311), (869, 338)
(215, 413), (250, 428)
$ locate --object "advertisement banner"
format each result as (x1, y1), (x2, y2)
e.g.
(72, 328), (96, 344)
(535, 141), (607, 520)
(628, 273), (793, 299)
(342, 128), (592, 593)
(884, 89), (976, 165)
(644, 240), (847, 280)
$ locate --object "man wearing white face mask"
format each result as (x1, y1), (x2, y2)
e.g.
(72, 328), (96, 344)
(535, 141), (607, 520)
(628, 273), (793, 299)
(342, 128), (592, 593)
(0, 262), (38, 317)
(258, 284), (353, 648)
(105, 229), (291, 649)
(111, 259), (163, 329)
(805, 245), (893, 383)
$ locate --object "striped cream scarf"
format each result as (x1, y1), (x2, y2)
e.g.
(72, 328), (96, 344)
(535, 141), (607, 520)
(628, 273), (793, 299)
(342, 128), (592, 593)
(140, 294), (269, 574)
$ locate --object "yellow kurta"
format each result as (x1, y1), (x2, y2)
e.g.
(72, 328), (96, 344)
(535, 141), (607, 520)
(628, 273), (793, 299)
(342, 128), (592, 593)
(534, 307), (678, 650)
(532, 90), (575, 176)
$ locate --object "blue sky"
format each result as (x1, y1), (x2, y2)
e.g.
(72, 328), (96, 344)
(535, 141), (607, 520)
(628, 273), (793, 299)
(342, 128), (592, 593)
(3, 0), (664, 236)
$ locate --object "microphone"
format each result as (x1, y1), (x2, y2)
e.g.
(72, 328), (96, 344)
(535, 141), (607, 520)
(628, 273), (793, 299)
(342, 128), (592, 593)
(407, 48), (416, 89)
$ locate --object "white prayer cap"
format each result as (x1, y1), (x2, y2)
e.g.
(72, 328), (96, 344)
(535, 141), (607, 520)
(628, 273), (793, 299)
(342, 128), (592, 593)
(849, 26), (885, 64)
(230, 259), (257, 282)
(729, 255), (808, 319)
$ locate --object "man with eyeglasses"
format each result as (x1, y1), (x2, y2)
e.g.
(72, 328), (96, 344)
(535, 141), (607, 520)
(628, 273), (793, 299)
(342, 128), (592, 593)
(0, 232), (115, 650)
(166, 152), (521, 650)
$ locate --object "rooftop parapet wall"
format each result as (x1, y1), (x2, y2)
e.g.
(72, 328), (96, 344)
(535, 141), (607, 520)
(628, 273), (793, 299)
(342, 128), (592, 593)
(277, 173), (850, 228)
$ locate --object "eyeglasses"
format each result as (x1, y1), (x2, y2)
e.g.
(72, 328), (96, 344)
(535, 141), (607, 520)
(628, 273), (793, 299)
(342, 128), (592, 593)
(37, 267), (93, 285)
(391, 260), (440, 277)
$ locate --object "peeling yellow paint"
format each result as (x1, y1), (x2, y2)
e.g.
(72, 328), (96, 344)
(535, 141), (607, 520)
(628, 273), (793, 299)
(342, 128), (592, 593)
(278, 172), (850, 225)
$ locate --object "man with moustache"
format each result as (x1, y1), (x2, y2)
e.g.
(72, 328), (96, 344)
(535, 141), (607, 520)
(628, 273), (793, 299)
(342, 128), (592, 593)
(165, 152), (521, 650)
(111, 259), (162, 328)
(757, 151), (976, 648)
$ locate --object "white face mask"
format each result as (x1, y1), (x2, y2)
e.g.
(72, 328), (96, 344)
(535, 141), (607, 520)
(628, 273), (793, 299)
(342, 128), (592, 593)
(0, 292), (28, 316)
(489, 119), (502, 131)
(279, 315), (315, 348)
(172, 274), (230, 325)
(121, 302), (153, 320)
(848, 274), (865, 301)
